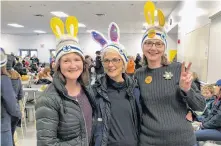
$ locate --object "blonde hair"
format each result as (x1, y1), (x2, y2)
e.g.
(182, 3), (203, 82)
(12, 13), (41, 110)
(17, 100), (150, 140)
(192, 72), (198, 80)
(7, 70), (21, 80)
(38, 67), (51, 79)
(1, 66), (10, 76)
(55, 52), (89, 86)
(202, 85), (214, 95)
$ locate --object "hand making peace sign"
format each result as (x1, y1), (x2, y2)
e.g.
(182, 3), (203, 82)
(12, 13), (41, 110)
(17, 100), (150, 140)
(179, 62), (193, 92)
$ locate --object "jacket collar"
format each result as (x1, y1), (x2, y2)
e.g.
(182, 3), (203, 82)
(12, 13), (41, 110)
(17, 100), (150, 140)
(52, 72), (96, 109)
(94, 73), (137, 99)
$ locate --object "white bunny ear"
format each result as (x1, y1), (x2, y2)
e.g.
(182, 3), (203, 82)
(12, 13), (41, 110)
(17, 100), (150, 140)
(108, 22), (120, 42)
(91, 30), (108, 47)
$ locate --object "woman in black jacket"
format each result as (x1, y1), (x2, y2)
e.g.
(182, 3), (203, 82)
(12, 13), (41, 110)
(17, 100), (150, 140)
(91, 22), (142, 146)
(35, 16), (96, 146)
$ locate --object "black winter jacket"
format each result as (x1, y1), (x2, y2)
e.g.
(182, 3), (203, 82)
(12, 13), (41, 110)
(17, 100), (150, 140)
(92, 74), (142, 146)
(35, 73), (97, 146)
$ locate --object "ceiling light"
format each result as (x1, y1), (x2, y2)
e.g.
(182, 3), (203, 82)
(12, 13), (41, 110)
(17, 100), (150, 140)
(86, 30), (92, 33)
(7, 23), (24, 28)
(50, 11), (68, 17)
(34, 30), (46, 33)
(79, 23), (86, 28)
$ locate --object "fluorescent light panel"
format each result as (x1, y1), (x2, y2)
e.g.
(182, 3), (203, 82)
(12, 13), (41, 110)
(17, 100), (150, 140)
(34, 30), (46, 33)
(79, 23), (86, 28)
(50, 11), (68, 17)
(8, 23), (24, 28)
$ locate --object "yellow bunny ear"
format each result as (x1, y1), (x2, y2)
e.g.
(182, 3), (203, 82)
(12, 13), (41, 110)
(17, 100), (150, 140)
(144, 1), (155, 25)
(65, 16), (79, 38)
(157, 9), (165, 27)
(50, 17), (65, 38)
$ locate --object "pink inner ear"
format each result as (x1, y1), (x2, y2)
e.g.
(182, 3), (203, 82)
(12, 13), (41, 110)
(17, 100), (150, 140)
(110, 24), (118, 42)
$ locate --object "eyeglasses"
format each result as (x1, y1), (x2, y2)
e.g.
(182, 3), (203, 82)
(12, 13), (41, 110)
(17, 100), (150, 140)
(144, 41), (164, 48)
(102, 58), (121, 65)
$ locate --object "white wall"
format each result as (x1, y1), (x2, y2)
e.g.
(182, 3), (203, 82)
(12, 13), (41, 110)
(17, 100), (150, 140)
(207, 14), (221, 83)
(167, 33), (177, 50)
(167, 0), (221, 83)
(1, 33), (145, 63)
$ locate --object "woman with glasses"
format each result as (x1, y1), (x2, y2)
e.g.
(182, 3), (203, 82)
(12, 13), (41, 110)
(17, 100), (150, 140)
(134, 2), (205, 146)
(195, 79), (221, 144)
(90, 22), (142, 146)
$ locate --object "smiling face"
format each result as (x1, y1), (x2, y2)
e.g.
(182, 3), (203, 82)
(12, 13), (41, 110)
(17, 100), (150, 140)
(102, 50), (124, 81)
(59, 52), (84, 81)
(143, 39), (165, 63)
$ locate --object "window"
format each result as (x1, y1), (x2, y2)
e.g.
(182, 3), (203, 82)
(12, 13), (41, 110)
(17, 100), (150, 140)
(50, 49), (56, 58)
(20, 49), (38, 58)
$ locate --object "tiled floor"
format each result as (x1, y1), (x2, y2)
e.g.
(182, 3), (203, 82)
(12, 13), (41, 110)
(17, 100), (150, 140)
(16, 121), (221, 146)
(16, 122), (36, 146)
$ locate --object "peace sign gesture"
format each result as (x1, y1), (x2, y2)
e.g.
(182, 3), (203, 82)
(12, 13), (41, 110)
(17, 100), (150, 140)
(179, 62), (193, 92)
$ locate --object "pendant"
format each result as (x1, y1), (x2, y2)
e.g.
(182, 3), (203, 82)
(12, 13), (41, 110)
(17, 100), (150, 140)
(163, 71), (173, 80)
(145, 76), (152, 84)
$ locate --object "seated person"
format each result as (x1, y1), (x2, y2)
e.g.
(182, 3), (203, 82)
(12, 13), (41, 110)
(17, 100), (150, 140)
(186, 85), (215, 122)
(34, 67), (52, 84)
(195, 79), (221, 142)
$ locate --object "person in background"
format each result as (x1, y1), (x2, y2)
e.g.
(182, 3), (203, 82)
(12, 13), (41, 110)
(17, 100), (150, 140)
(34, 67), (52, 84)
(85, 55), (93, 82)
(14, 57), (24, 75)
(198, 85), (215, 120)
(7, 54), (16, 69)
(1, 48), (21, 146)
(49, 61), (56, 76)
(6, 58), (23, 146)
(126, 56), (135, 77)
(91, 22), (142, 146)
(135, 53), (142, 70)
(195, 79), (221, 144)
(192, 72), (201, 91)
(135, 2), (206, 146)
(36, 16), (96, 146)
(94, 51), (104, 79)
(30, 54), (39, 66)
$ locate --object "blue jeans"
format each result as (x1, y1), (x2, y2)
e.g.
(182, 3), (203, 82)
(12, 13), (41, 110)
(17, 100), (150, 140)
(195, 129), (221, 141)
(1, 130), (13, 146)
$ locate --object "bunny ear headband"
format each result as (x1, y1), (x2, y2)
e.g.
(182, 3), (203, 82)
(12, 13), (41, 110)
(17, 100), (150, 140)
(141, 1), (167, 49)
(50, 16), (84, 63)
(91, 22), (128, 63)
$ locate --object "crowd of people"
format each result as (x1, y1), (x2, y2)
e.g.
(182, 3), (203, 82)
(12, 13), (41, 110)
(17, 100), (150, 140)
(1, 1), (221, 146)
